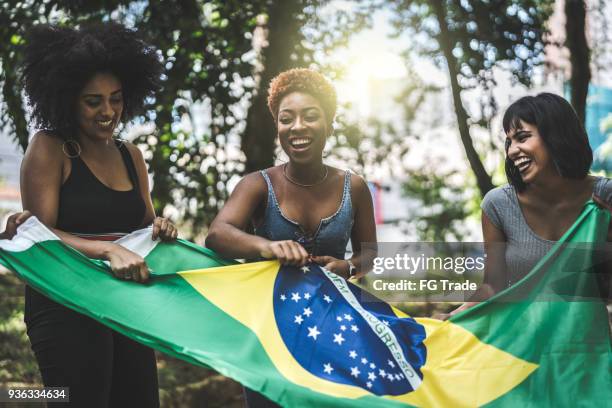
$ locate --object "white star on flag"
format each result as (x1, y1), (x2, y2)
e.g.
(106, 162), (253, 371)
(368, 372), (376, 380)
(361, 357), (368, 364)
(304, 293), (311, 300)
(366, 381), (372, 388)
(351, 325), (359, 333)
(291, 292), (301, 302)
(343, 314), (353, 321)
(323, 363), (334, 374)
(303, 307), (313, 317)
(387, 373), (394, 381)
(323, 295), (332, 303)
(294, 315), (304, 324)
(307, 326), (321, 340)
(333, 333), (345, 345)
(394, 374), (401, 380)
(369, 363), (376, 369)
(388, 360), (395, 368)
(336, 316), (343, 322)
(340, 325), (346, 331)
(349, 350), (357, 359)
(280, 294), (286, 301)
(379, 369), (386, 377)
(350, 367), (361, 377)
(301, 266), (310, 273)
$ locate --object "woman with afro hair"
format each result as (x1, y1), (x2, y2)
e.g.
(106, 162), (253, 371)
(206, 68), (377, 407)
(20, 23), (177, 406)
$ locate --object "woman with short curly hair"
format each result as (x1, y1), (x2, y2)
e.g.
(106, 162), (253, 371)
(20, 23), (177, 407)
(206, 68), (377, 406)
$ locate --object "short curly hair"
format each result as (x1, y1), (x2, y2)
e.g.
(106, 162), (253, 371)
(267, 68), (337, 127)
(21, 22), (163, 140)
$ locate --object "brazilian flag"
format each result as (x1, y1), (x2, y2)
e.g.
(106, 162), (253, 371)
(0, 202), (609, 407)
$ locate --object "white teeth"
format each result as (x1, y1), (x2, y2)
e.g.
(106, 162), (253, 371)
(98, 120), (112, 126)
(514, 157), (531, 167)
(290, 138), (311, 147)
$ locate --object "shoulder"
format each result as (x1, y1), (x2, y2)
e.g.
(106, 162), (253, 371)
(481, 184), (515, 230)
(233, 170), (268, 196)
(23, 131), (64, 163)
(482, 184), (514, 209)
(28, 131), (63, 151)
(243, 169), (269, 185)
(323, 166), (366, 189)
(324, 166), (369, 194)
(347, 170), (370, 195)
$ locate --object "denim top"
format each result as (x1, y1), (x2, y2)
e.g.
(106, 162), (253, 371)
(254, 169), (354, 259)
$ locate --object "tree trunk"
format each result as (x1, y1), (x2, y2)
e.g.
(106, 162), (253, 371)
(565, 0), (591, 125)
(430, 0), (494, 197)
(242, 0), (303, 173)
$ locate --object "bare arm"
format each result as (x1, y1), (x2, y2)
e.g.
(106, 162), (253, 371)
(206, 172), (309, 264)
(21, 132), (107, 257)
(205, 172), (269, 259)
(20, 132), (149, 282)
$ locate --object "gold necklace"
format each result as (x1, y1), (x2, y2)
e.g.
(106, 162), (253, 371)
(283, 163), (329, 187)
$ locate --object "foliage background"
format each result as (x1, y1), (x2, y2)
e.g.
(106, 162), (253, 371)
(0, 0), (604, 405)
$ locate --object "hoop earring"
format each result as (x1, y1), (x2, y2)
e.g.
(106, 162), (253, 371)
(62, 140), (81, 158)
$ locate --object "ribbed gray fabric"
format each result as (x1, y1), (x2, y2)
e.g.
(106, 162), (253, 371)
(481, 176), (612, 286)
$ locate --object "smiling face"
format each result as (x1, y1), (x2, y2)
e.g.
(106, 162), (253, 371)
(277, 92), (329, 165)
(506, 120), (556, 184)
(76, 72), (123, 142)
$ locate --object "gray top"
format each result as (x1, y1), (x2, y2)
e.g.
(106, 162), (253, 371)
(481, 177), (612, 286)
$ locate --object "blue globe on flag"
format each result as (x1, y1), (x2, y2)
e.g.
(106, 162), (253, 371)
(273, 264), (427, 396)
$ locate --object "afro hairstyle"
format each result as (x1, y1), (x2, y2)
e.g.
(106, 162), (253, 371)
(21, 22), (163, 140)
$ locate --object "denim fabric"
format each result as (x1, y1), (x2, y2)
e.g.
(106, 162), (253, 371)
(255, 169), (353, 259)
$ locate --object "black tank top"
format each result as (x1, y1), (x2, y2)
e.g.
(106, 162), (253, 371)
(56, 140), (146, 235)
(25, 140), (147, 319)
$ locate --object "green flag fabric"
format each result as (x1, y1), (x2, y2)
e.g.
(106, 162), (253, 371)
(450, 201), (611, 407)
(0, 201), (609, 407)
